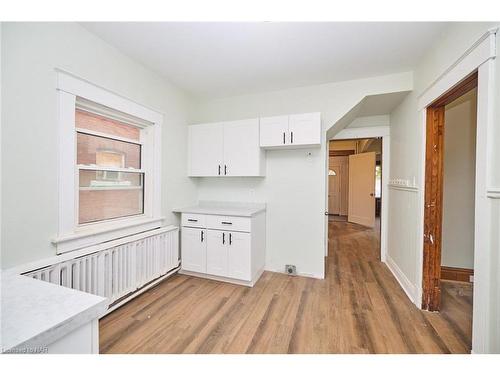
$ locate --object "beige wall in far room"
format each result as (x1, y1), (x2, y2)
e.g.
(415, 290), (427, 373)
(329, 140), (357, 151)
(441, 88), (477, 270)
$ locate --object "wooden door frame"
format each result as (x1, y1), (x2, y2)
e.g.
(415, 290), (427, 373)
(421, 72), (478, 311)
(415, 28), (497, 353)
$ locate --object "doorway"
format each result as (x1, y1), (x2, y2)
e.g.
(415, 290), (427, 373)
(327, 137), (383, 259)
(422, 72), (478, 349)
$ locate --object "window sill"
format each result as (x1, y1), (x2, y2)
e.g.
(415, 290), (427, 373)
(53, 216), (165, 254)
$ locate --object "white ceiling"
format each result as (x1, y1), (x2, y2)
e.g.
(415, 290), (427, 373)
(81, 22), (447, 98)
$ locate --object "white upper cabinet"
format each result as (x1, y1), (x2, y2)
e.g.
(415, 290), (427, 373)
(188, 118), (265, 177)
(189, 123), (224, 176)
(260, 112), (321, 149)
(223, 119), (265, 177)
(259, 115), (289, 147)
(288, 112), (321, 146)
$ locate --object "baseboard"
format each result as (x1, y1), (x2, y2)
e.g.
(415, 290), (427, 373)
(103, 265), (181, 317)
(385, 255), (417, 304)
(264, 267), (324, 280)
(179, 269), (258, 287)
(441, 266), (473, 283)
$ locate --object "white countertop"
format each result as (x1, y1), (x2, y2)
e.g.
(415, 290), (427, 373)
(1, 272), (108, 353)
(173, 201), (266, 217)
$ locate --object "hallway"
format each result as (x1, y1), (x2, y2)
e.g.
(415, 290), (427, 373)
(99, 221), (471, 353)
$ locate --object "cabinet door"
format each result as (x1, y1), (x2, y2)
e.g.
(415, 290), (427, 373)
(227, 231), (251, 281)
(288, 112), (321, 146)
(181, 227), (206, 273)
(223, 119), (263, 176)
(259, 115), (289, 147)
(189, 123), (224, 176)
(206, 230), (228, 277)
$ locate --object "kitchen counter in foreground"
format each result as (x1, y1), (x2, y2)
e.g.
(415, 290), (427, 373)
(1, 272), (107, 354)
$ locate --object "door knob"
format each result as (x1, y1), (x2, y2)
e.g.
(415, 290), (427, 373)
(370, 193), (374, 196)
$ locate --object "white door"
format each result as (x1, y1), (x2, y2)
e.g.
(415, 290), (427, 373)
(189, 123), (224, 176)
(223, 119), (262, 176)
(259, 115), (289, 147)
(206, 230), (228, 277)
(348, 152), (376, 227)
(227, 231), (251, 281)
(181, 227), (206, 273)
(288, 112), (321, 146)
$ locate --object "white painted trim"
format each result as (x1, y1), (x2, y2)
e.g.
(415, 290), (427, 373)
(388, 184), (419, 193)
(56, 71), (164, 254)
(415, 109), (427, 309)
(57, 91), (77, 238)
(487, 187), (500, 199)
(77, 165), (144, 173)
(53, 217), (165, 254)
(333, 125), (390, 139)
(263, 267), (324, 280)
(471, 58), (495, 354)
(57, 69), (163, 124)
(415, 30), (497, 353)
(179, 269), (259, 287)
(76, 127), (143, 145)
(418, 28), (497, 109)
(386, 254), (417, 304)
(331, 126), (390, 263)
(5, 225), (178, 276)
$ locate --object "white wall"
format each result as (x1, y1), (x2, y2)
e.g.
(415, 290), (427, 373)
(190, 72), (412, 278)
(388, 22), (500, 353)
(346, 115), (390, 129)
(442, 89), (477, 270)
(1, 23), (198, 268)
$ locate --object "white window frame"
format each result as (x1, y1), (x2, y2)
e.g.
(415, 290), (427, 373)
(53, 70), (164, 254)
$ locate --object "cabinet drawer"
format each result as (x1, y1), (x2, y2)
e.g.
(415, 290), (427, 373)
(206, 215), (251, 232)
(181, 213), (206, 228)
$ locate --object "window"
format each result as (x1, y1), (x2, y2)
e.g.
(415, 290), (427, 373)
(375, 164), (382, 198)
(76, 109), (144, 224)
(55, 71), (163, 254)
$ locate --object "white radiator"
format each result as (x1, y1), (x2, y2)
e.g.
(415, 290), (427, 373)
(23, 227), (179, 307)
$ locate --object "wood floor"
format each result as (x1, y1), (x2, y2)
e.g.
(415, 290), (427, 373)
(440, 280), (473, 349)
(99, 220), (472, 353)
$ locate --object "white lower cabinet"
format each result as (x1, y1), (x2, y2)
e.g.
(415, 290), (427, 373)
(227, 231), (251, 281)
(180, 212), (265, 286)
(181, 227), (207, 273)
(206, 230), (228, 277)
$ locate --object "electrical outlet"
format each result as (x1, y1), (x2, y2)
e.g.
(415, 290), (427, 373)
(469, 275), (474, 283)
(285, 264), (297, 276)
